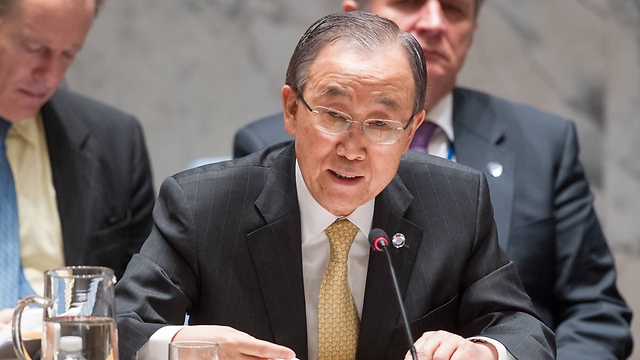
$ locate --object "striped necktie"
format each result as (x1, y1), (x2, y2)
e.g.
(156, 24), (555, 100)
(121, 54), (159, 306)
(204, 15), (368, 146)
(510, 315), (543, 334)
(409, 120), (439, 154)
(318, 219), (360, 360)
(0, 118), (21, 308)
(0, 118), (36, 308)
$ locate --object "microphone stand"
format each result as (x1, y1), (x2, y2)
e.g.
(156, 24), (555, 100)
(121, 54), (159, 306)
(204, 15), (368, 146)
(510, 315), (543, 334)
(379, 241), (418, 360)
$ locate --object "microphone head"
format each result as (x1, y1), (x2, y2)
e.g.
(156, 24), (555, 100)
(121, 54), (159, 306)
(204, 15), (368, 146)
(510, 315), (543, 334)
(369, 228), (389, 251)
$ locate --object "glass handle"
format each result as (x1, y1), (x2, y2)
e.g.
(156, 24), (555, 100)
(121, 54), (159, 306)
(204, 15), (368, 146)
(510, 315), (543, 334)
(12, 295), (50, 360)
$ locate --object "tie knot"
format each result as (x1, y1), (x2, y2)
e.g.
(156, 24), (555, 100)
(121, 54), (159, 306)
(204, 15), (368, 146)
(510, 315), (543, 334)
(410, 121), (439, 153)
(325, 219), (358, 258)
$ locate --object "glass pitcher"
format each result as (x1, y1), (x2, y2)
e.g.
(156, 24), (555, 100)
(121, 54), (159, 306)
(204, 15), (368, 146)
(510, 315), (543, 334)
(12, 266), (118, 360)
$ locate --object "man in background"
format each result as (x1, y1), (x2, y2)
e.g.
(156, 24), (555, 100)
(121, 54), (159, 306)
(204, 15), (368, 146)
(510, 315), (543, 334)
(233, 0), (633, 359)
(0, 0), (154, 329)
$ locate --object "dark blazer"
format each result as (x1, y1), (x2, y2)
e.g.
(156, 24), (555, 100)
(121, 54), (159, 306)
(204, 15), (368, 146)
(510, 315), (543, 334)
(232, 87), (633, 359)
(116, 142), (555, 360)
(41, 89), (155, 280)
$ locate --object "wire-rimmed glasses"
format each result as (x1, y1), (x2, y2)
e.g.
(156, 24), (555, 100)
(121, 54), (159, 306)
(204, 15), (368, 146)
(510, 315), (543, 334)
(299, 96), (414, 144)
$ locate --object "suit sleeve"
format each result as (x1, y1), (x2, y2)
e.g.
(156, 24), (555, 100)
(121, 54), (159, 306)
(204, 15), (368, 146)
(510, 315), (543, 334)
(116, 175), (199, 360)
(552, 122), (632, 359)
(121, 117), (155, 277)
(455, 173), (557, 360)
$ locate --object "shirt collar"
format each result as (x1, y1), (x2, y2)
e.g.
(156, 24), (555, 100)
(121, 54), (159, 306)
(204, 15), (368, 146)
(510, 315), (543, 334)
(425, 92), (454, 141)
(7, 114), (41, 146)
(295, 160), (374, 244)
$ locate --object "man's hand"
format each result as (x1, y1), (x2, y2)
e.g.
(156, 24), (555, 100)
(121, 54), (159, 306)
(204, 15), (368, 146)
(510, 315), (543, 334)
(406, 330), (498, 360)
(173, 325), (296, 360)
(0, 308), (14, 332)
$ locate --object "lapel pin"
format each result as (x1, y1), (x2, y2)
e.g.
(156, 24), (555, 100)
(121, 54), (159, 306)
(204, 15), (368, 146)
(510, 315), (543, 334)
(487, 161), (503, 178)
(392, 233), (406, 248)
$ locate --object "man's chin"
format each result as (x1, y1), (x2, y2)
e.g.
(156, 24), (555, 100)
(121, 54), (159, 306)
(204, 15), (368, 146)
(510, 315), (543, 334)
(0, 106), (42, 122)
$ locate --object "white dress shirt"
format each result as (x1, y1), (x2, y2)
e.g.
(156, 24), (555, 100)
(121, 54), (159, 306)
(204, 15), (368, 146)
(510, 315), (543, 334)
(139, 159), (515, 360)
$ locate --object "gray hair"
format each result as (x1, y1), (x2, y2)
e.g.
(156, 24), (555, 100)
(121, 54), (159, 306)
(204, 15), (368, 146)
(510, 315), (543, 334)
(286, 11), (427, 116)
(354, 0), (485, 18)
(0, 0), (105, 18)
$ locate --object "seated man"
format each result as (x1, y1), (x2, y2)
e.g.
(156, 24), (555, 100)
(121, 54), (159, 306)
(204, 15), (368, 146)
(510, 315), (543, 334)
(0, 0), (154, 326)
(116, 12), (554, 360)
(233, 1), (634, 359)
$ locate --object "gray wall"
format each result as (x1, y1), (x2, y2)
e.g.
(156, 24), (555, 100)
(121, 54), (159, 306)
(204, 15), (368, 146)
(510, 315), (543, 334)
(66, 1), (640, 354)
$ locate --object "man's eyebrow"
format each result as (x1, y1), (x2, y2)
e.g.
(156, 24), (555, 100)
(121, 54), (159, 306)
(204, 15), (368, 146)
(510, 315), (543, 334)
(320, 87), (352, 99)
(374, 98), (400, 111)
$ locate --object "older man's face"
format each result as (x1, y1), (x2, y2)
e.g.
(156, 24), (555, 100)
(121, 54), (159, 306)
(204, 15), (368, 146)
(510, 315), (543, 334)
(0, 0), (95, 121)
(282, 41), (424, 216)
(355, 0), (476, 106)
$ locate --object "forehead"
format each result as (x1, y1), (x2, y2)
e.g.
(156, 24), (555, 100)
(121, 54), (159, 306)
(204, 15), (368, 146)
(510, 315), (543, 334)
(2, 0), (94, 43)
(304, 41), (415, 111)
(368, 0), (477, 14)
(6, 0), (94, 24)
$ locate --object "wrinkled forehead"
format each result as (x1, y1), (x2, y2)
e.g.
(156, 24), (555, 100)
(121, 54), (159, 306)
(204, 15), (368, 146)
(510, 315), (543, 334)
(305, 42), (415, 113)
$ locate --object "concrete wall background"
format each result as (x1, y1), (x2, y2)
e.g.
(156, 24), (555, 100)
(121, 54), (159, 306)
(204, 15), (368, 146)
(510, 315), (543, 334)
(65, 0), (640, 356)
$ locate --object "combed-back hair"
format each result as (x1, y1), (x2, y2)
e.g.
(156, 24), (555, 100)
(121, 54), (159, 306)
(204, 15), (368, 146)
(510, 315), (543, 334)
(285, 11), (427, 116)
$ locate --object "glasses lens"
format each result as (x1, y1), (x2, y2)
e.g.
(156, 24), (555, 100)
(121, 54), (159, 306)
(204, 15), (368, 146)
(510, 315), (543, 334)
(363, 120), (402, 144)
(313, 106), (351, 134)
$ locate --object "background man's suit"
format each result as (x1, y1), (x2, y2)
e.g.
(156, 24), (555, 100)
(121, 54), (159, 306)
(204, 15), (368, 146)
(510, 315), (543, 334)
(42, 88), (155, 280)
(116, 142), (555, 360)
(233, 87), (633, 359)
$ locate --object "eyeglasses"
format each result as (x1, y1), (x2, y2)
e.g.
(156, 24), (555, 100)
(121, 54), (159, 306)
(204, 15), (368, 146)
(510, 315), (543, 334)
(299, 95), (414, 145)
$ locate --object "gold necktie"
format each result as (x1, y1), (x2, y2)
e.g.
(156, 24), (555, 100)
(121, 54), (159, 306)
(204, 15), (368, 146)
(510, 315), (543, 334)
(318, 219), (360, 360)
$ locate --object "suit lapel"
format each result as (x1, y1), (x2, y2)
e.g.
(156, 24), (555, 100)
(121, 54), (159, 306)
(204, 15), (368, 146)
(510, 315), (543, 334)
(246, 144), (308, 358)
(452, 88), (515, 249)
(357, 174), (423, 360)
(41, 92), (95, 266)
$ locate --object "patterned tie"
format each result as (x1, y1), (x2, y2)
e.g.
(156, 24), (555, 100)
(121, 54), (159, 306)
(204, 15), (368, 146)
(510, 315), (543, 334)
(318, 219), (360, 360)
(409, 120), (439, 154)
(0, 118), (21, 308)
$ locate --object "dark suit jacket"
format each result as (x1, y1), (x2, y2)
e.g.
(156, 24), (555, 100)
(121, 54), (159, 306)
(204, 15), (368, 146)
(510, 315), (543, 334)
(116, 142), (555, 360)
(41, 89), (155, 280)
(232, 87), (633, 359)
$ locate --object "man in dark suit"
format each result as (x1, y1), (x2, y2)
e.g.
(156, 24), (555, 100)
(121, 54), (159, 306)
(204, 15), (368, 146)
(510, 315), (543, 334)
(233, 1), (633, 359)
(116, 12), (554, 360)
(0, 0), (154, 326)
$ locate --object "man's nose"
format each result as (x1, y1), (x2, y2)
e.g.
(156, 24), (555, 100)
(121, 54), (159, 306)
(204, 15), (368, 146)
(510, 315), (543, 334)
(336, 125), (367, 161)
(413, 0), (446, 36)
(33, 51), (63, 89)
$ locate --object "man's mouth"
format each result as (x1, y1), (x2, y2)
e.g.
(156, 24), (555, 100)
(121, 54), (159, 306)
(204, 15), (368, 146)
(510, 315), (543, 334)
(330, 170), (360, 179)
(422, 49), (446, 60)
(18, 88), (47, 99)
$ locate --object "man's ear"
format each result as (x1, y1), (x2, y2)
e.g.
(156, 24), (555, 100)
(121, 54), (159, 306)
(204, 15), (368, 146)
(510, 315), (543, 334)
(282, 85), (298, 137)
(342, 0), (359, 12)
(402, 110), (425, 154)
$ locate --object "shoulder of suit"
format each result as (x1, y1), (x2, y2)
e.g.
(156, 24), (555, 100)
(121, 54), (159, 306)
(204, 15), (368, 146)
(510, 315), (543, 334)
(400, 150), (483, 178)
(454, 87), (572, 132)
(46, 88), (141, 129)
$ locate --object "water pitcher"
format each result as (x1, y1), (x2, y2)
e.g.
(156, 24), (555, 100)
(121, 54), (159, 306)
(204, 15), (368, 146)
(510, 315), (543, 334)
(12, 266), (118, 360)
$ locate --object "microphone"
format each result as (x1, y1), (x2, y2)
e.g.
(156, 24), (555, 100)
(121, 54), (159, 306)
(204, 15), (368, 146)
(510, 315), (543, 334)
(368, 229), (417, 360)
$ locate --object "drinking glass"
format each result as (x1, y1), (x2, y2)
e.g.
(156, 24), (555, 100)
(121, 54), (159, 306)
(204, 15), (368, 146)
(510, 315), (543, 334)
(168, 341), (218, 360)
(12, 266), (118, 360)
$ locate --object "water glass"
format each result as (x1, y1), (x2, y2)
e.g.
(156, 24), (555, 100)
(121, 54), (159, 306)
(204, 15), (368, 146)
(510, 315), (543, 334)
(168, 341), (218, 360)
